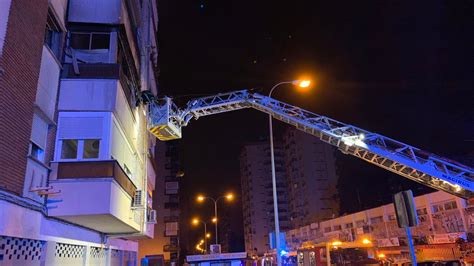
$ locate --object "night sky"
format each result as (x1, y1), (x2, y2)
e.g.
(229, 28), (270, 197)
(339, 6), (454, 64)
(156, 0), (473, 252)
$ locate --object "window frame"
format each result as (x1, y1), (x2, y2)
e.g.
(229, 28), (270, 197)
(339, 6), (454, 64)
(29, 141), (45, 162)
(58, 138), (101, 161)
(44, 9), (64, 60)
(69, 31), (111, 50)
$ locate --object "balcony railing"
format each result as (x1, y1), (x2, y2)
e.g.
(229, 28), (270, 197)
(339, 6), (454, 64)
(56, 160), (137, 198)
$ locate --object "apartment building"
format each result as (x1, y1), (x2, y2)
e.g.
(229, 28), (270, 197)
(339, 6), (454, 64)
(139, 141), (181, 265)
(0, 0), (159, 265)
(240, 142), (290, 256)
(283, 128), (339, 227)
(286, 191), (472, 261)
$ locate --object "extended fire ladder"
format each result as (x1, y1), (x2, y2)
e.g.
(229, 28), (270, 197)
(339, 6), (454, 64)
(147, 90), (474, 199)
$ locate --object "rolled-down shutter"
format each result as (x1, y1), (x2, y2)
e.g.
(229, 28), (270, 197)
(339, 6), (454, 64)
(31, 114), (48, 148)
(58, 116), (103, 139)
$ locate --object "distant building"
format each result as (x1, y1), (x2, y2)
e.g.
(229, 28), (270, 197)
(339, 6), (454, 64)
(285, 191), (472, 262)
(139, 141), (181, 265)
(0, 0), (159, 264)
(283, 128), (339, 228)
(240, 142), (290, 256)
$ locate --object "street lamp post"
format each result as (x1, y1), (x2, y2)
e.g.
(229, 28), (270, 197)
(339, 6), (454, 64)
(197, 193), (234, 245)
(268, 80), (311, 266)
(192, 218), (208, 253)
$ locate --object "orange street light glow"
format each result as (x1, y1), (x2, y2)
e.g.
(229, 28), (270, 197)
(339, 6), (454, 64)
(192, 218), (199, 225)
(362, 238), (371, 245)
(212, 217), (217, 223)
(197, 195), (205, 202)
(378, 253), (386, 259)
(331, 241), (342, 246)
(226, 193), (234, 200)
(206, 233), (211, 238)
(298, 80), (311, 88)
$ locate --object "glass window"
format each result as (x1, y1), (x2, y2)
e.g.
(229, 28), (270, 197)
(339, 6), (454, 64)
(70, 33), (90, 49)
(370, 216), (383, 224)
(324, 227), (331, 233)
(83, 139), (100, 159)
(44, 10), (63, 59)
(61, 139), (78, 159)
(432, 204), (443, 213)
(444, 201), (457, 210)
(333, 225), (342, 230)
(30, 142), (44, 161)
(91, 33), (110, 49)
(417, 208), (428, 215)
(70, 32), (110, 50)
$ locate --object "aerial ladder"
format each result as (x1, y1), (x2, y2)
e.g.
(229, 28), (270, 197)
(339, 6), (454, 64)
(146, 90), (474, 199)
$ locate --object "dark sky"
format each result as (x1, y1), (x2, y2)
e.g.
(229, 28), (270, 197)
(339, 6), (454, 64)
(156, 0), (473, 251)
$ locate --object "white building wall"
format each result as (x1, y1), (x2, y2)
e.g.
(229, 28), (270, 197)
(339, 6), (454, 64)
(35, 46), (61, 120)
(68, 0), (121, 24)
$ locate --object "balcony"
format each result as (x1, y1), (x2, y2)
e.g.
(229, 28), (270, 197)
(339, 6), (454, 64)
(49, 160), (141, 234)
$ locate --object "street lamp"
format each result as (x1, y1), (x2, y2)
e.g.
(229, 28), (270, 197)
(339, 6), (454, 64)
(196, 193), (234, 245)
(192, 218), (208, 253)
(268, 79), (311, 266)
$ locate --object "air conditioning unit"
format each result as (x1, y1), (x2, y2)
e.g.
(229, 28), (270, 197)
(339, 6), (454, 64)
(209, 244), (221, 254)
(147, 209), (157, 224)
(132, 190), (143, 208)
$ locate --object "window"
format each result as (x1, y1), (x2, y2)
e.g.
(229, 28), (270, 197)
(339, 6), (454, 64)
(432, 203), (444, 213)
(44, 10), (63, 59)
(83, 139), (100, 159)
(333, 225), (341, 231)
(324, 227), (331, 233)
(29, 142), (45, 162)
(344, 223), (353, 229)
(444, 201), (457, 210)
(355, 220), (365, 227)
(60, 139), (100, 160)
(61, 139), (78, 159)
(388, 214), (396, 221)
(416, 208), (428, 215)
(370, 216), (384, 224)
(70, 32), (110, 50)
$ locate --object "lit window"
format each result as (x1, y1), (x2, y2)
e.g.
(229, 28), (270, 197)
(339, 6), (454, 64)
(61, 139), (78, 159)
(29, 142), (45, 161)
(83, 139), (100, 159)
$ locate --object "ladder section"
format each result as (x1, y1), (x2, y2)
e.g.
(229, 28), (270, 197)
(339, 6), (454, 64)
(147, 90), (474, 198)
(248, 93), (474, 199)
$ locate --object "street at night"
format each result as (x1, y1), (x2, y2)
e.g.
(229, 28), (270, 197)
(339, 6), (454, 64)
(0, 1), (472, 266)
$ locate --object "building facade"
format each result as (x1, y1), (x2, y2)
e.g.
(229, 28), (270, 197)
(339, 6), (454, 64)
(0, 0), (159, 265)
(283, 128), (339, 228)
(286, 191), (473, 262)
(139, 141), (181, 265)
(240, 142), (290, 256)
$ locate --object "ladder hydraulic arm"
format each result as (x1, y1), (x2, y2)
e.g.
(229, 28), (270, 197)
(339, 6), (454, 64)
(147, 90), (474, 199)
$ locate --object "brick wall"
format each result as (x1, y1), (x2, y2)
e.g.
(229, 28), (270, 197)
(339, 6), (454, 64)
(0, 0), (48, 194)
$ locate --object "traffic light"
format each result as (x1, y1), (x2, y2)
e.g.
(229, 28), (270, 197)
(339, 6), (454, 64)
(393, 190), (418, 228)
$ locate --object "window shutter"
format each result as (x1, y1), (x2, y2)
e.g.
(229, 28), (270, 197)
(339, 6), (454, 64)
(58, 116), (103, 139)
(31, 114), (48, 148)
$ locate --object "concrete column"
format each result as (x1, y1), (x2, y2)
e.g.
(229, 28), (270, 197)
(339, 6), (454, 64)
(84, 246), (91, 266)
(40, 241), (56, 266)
